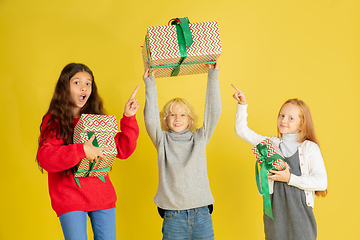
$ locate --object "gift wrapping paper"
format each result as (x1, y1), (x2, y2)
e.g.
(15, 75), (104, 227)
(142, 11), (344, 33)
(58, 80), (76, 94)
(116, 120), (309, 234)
(142, 19), (222, 78)
(252, 139), (286, 174)
(73, 114), (118, 179)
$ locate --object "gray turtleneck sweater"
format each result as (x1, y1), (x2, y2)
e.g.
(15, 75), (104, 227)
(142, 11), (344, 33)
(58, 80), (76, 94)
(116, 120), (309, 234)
(143, 68), (221, 210)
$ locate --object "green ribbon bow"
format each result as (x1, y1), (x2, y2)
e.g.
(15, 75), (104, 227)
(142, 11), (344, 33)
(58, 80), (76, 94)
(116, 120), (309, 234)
(74, 131), (109, 188)
(146, 17), (216, 77)
(255, 143), (286, 219)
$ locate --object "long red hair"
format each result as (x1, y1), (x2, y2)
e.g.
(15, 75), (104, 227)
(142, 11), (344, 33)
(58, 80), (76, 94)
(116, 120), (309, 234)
(277, 99), (327, 197)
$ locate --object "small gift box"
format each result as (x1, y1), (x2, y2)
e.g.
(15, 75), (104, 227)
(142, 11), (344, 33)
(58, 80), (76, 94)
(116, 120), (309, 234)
(73, 114), (118, 187)
(252, 139), (287, 219)
(252, 139), (287, 174)
(142, 17), (222, 78)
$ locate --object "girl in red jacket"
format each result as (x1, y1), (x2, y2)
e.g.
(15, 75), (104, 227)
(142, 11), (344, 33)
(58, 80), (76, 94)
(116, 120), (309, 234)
(36, 63), (139, 240)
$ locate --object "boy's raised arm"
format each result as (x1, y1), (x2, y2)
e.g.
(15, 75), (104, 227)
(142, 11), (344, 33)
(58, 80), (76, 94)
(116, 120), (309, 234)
(143, 68), (163, 148)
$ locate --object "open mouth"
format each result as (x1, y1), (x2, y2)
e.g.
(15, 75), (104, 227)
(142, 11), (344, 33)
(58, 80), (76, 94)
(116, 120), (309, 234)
(79, 95), (86, 101)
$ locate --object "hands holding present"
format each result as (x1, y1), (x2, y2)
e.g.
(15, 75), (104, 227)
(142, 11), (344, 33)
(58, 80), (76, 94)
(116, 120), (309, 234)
(268, 163), (291, 183)
(208, 62), (220, 71)
(143, 67), (155, 79)
(84, 135), (112, 163)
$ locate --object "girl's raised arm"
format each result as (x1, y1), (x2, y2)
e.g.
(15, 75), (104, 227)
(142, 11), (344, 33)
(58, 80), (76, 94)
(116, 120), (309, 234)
(233, 86), (268, 147)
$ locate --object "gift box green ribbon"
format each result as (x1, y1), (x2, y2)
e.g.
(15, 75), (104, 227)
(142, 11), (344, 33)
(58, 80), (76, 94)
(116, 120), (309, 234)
(255, 143), (286, 219)
(170, 17), (193, 76)
(146, 17), (216, 77)
(74, 131), (110, 188)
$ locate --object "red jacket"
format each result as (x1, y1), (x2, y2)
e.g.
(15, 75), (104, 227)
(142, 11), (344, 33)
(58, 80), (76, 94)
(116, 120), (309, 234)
(37, 113), (139, 216)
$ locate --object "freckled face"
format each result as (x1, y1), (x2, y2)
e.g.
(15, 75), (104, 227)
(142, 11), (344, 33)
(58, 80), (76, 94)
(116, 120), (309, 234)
(166, 104), (190, 133)
(277, 103), (302, 135)
(69, 71), (92, 117)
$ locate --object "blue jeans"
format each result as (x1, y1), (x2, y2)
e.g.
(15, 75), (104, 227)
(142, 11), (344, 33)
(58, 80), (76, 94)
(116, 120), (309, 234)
(162, 206), (214, 240)
(59, 208), (116, 240)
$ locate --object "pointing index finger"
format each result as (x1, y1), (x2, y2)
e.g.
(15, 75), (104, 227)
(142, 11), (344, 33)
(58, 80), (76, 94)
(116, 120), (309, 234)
(231, 84), (241, 92)
(129, 86), (139, 99)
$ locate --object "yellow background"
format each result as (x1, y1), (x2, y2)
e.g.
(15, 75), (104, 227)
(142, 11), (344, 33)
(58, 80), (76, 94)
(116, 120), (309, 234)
(1, 0), (359, 239)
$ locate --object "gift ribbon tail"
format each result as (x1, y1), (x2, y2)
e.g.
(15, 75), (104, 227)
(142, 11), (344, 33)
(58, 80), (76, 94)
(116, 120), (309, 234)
(87, 131), (98, 173)
(74, 177), (81, 188)
(98, 176), (106, 183)
(87, 131), (99, 147)
(255, 161), (262, 195)
(260, 163), (273, 219)
(171, 57), (185, 77)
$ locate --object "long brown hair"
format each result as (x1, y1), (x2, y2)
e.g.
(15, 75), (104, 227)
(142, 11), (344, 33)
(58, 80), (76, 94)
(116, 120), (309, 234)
(277, 99), (327, 197)
(36, 63), (106, 172)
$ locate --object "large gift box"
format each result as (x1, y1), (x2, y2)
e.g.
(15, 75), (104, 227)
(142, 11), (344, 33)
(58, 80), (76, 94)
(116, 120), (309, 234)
(142, 17), (222, 78)
(73, 114), (118, 187)
(252, 139), (287, 219)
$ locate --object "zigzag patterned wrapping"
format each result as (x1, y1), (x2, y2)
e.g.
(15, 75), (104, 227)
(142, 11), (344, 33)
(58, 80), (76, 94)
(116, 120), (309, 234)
(73, 114), (118, 178)
(252, 139), (286, 174)
(142, 20), (222, 78)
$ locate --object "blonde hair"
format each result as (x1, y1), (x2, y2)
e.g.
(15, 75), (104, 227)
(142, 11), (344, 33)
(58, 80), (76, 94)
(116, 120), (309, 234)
(277, 98), (327, 197)
(160, 98), (198, 132)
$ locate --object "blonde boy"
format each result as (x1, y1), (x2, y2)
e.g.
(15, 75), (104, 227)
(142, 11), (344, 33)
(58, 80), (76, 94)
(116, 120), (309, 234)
(143, 64), (220, 240)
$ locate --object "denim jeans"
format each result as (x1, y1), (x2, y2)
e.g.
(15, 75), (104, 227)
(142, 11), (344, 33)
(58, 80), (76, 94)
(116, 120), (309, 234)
(59, 208), (116, 240)
(162, 206), (214, 240)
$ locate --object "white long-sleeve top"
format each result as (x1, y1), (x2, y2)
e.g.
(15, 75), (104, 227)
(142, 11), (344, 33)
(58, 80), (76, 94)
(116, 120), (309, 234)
(235, 103), (327, 208)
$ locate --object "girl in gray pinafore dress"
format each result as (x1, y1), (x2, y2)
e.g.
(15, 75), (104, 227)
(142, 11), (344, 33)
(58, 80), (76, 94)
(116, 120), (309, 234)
(231, 86), (328, 240)
(264, 148), (317, 240)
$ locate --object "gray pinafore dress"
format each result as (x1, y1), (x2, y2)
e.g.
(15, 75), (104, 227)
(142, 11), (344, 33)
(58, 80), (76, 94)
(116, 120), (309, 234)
(263, 149), (317, 240)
